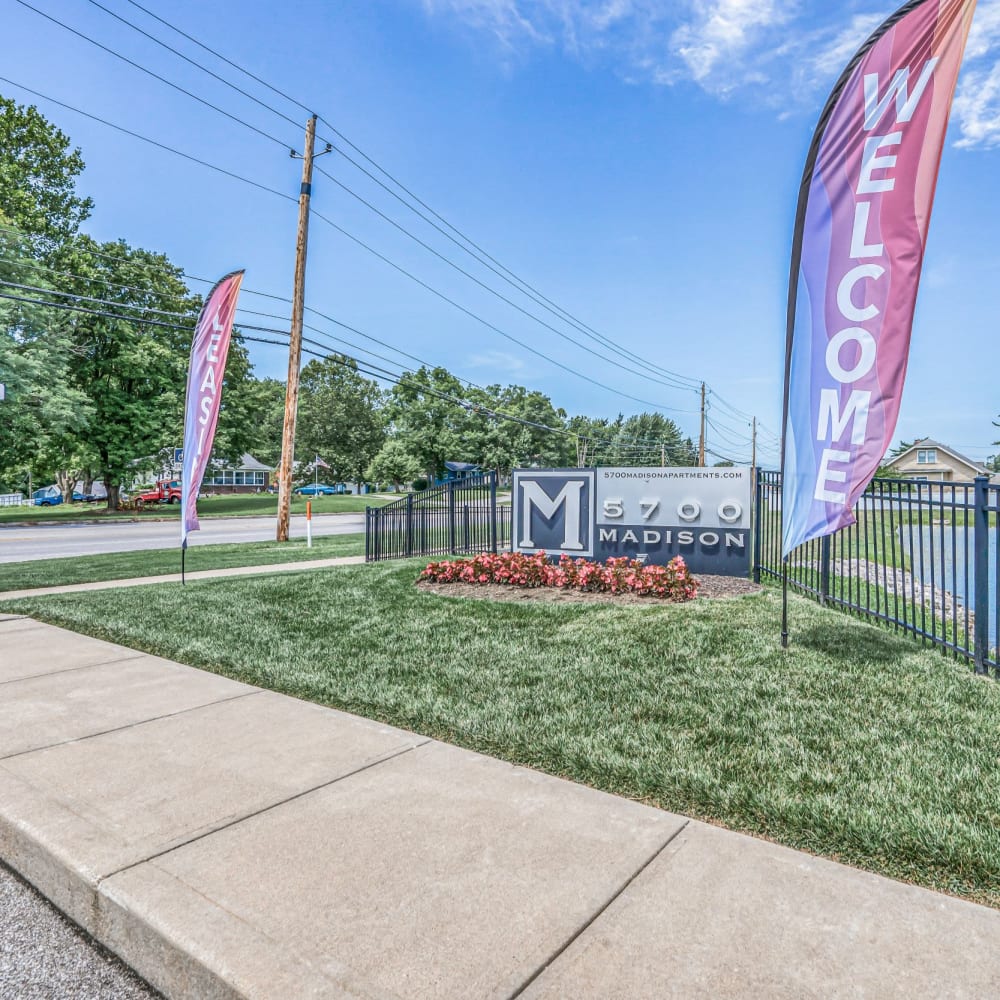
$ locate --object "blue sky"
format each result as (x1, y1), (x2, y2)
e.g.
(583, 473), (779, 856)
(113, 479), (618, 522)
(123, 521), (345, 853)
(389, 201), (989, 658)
(4, 0), (1000, 467)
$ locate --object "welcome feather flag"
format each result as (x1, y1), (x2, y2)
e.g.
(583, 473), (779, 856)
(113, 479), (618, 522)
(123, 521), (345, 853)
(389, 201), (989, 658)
(781, 0), (977, 556)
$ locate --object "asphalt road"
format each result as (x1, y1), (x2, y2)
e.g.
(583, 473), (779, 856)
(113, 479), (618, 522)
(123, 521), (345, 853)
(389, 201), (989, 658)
(0, 862), (159, 999)
(0, 514), (365, 563)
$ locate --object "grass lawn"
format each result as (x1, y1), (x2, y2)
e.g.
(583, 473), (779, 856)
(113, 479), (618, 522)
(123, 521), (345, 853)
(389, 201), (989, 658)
(3, 561), (998, 909)
(0, 533), (365, 592)
(0, 492), (394, 523)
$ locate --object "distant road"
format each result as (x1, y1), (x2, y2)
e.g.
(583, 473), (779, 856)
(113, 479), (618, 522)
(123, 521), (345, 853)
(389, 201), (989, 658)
(0, 514), (365, 563)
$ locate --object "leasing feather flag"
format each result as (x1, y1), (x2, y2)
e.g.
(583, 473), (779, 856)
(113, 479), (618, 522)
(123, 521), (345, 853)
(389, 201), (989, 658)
(781, 0), (977, 557)
(181, 270), (245, 549)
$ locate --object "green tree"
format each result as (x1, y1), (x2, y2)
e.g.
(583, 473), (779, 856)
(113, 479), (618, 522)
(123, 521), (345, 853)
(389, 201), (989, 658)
(209, 343), (285, 470)
(296, 355), (385, 489)
(63, 237), (200, 508)
(567, 412), (695, 467)
(0, 223), (93, 491)
(366, 438), (421, 491)
(386, 367), (469, 483)
(465, 383), (570, 474)
(0, 95), (92, 250)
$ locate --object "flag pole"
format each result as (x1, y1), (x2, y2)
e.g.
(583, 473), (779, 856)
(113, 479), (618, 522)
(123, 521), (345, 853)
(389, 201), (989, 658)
(781, 557), (788, 648)
(181, 541), (186, 587)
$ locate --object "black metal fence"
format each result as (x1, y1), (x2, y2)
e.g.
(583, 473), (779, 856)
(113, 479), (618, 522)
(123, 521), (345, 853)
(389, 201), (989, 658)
(755, 471), (1000, 677)
(365, 471), (512, 562)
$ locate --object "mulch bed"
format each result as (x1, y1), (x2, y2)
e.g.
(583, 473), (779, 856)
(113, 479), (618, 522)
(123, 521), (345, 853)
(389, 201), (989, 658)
(416, 573), (762, 605)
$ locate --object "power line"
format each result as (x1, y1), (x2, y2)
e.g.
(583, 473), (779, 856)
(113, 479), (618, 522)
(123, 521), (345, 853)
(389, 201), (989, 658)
(0, 279), (197, 321)
(0, 233), (687, 439)
(0, 77), (297, 205)
(119, 0), (314, 118)
(12, 0), (293, 151)
(316, 153), (701, 392)
(102, 0), (701, 392)
(84, 0), (306, 135)
(13, 2), (701, 398)
(0, 285), (700, 454)
(38, 0), (742, 408)
(0, 84), (694, 419)
(308, 207), (697, 416)
(12, 3), (764, 428)
(314, 163), (698, 395)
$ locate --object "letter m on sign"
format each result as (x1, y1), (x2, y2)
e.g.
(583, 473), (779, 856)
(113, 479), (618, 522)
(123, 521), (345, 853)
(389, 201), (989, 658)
(512, 470), (595, 558)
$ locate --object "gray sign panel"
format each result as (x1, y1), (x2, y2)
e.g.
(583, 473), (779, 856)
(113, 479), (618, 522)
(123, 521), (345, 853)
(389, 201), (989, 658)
(512, 470), (596, 558)
(511, 468), (751, 576)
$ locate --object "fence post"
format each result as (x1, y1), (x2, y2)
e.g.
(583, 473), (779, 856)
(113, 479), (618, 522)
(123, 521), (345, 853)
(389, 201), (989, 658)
(490, 470), (499, 554)
(365, 507), (371, 563)
(820, 535), (832, 607)
(448, 481), (457, 555)
(974, 475), (989, 676)
(463, 504), (471, 551)
(405, 493), (414, 558)
(752, 468), (762, 584)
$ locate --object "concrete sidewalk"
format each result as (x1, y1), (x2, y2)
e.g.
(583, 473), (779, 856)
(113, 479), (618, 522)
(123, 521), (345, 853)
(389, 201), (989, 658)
(0, 554), (365, 601)
(1, 614), (998, 999)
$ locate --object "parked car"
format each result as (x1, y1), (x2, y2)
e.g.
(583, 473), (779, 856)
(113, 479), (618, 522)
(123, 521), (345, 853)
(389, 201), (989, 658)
(293, 484), (339, 496)
(32, 486), (62, 507)
(71, 490), (100, 503)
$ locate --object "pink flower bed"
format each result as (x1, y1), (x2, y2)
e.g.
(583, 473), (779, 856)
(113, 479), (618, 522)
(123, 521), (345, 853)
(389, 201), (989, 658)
(419, 551), (698, 602)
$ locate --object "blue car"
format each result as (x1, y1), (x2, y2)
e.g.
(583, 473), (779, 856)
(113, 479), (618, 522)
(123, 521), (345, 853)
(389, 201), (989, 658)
(294, 484), (339, 496)
(33, 489), (62, 507)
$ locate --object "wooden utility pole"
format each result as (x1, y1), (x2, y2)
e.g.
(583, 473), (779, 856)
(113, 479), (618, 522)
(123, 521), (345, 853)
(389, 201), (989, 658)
(751, 417), (757, 471)
(661, 441), (666, 467)
(698, 382), (706, 467)
(277, 116), (318, 543)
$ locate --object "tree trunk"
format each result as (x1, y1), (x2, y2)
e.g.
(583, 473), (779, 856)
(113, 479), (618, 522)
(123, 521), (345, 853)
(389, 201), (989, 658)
(106, 481), (121, 511)
(54, 469), (76, 502)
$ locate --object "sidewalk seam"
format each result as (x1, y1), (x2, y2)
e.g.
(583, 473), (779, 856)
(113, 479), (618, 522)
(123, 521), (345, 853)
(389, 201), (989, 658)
(96, 737), (433, 886)
(506, 819), (691, 1000)
(0, 690), (262, 762)
(0, 654), (149, 688)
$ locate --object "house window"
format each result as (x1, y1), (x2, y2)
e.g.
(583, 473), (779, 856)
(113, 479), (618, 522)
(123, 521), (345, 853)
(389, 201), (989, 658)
(917, 449), (937, 464)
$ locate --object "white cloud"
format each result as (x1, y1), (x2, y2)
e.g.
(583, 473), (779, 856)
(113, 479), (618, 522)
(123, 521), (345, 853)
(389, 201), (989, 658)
(418, 0), (1000, 149)
(465, 350), (527, 372)
(420, 0), (549, 47)
(954, 61), (1000, 148)
(805, 12), (886, 84)
(952, 0), (1000, 148)
(669, 0), (794, 89)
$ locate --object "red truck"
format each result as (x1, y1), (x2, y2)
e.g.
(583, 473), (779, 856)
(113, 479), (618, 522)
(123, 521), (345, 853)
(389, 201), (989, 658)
(134, 480), (182, 508)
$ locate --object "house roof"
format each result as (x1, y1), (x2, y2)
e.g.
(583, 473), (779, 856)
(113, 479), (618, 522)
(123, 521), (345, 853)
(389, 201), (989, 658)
(170, 453), (270, 471)
(888, 438), (990, 476)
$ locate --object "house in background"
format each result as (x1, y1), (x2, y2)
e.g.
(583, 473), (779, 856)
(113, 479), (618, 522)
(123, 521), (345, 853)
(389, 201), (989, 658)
(201, 454), (271, 493)
(437, 461), (481, 485)
(884, 439), (995, 484)
(158, 452), (271, 494)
